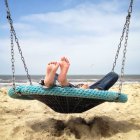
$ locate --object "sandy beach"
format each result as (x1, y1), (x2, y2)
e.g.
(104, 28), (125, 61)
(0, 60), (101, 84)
(0, 83), (140, 140)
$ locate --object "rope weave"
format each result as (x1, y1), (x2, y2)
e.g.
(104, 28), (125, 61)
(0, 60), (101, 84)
(8, 85), (128, 103)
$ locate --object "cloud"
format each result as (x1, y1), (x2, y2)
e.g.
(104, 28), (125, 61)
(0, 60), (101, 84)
(1, 23), (34, 30)
(0, 0), (140, 74)
(21, 1), (126, 34)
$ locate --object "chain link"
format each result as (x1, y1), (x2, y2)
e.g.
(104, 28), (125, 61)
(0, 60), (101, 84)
(112, 20), (128, 71)
(10, 29), (16, 91)
(119, 15), (131, 92)
(11, 28), (32, 85)
(4, 0), (32, 90)
(112, 0), (133, 92)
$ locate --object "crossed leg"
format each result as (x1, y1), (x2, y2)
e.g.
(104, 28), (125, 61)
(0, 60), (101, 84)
(44, 57), (118, 90)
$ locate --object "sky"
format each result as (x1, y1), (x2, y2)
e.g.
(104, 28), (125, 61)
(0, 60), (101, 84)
(0, 0), (140, 75)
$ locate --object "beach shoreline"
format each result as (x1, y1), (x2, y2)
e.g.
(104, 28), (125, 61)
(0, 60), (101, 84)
(0, 83), (140, 140)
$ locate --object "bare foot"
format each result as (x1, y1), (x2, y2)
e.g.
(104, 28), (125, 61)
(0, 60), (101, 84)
(44, 62), (59, 88)
(58, 57), (70, 86)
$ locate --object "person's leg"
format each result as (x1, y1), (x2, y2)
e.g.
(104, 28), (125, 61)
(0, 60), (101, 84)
(89, 72), (119, 90)
(44, 62), (59, 88)
(58, 57), (70, 86)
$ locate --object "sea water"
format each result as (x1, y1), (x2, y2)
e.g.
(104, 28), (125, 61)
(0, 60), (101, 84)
(0, 75), (140, 88)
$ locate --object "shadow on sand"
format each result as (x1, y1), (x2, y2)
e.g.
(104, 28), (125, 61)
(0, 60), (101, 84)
(29, 116), (140, 139)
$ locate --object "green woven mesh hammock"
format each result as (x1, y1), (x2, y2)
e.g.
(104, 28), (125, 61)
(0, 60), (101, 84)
(8, 85), (127, 113)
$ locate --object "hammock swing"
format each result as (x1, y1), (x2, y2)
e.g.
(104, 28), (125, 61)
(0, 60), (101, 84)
(5, 0), (133, 113)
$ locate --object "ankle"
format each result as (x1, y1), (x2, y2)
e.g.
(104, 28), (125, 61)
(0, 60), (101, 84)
(44, 80), (53, 88)
(44, 75), (54, 88)
(59, 79), (69, 87)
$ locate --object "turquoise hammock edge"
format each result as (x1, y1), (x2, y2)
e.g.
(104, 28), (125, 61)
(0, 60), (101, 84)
(8, 85), (128, 103)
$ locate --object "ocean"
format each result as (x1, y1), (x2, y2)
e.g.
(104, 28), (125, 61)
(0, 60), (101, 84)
(0, 74), (140, 88)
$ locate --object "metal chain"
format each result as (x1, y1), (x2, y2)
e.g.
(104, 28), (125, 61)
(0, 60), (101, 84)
(112, 0), (133, 71)
(111, 20), (128, 71)
(119, 15), (131, 92)
(10, 29), (16, 91)
(112, 0), (133, 92)
(4, 0), (32, 87)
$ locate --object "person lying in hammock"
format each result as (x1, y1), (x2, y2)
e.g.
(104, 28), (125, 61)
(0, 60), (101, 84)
(40, 57), (119, 90)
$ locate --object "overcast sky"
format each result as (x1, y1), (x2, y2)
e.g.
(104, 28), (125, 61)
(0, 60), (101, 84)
(0, 0), (140, 75)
